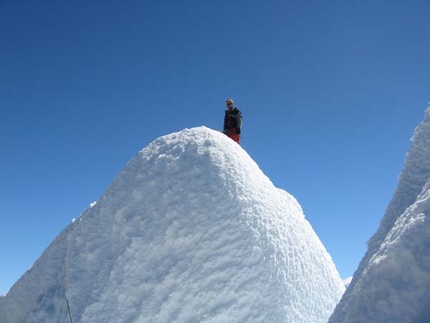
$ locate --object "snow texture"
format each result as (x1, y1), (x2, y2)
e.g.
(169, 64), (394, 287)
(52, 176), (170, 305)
(329, 107), (430, 323)
(0, 127), (345, 323)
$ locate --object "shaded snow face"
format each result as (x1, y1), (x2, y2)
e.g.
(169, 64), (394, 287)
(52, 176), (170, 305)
(0, 127), (344, 323)
(329, 108), (430, 323)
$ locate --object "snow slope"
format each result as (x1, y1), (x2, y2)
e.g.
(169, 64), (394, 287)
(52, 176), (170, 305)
(0, 127), (345, 323)
(328, 107), (430, 323)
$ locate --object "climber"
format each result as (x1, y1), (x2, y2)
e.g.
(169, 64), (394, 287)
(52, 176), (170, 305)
(223, 98), (242, 144)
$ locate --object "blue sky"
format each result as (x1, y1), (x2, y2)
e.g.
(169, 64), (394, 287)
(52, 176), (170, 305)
(1, 0), (429, 294)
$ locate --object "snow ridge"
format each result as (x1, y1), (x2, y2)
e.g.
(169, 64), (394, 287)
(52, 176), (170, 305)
(0, 127), (344, 323)
(329, 107), (430, 323)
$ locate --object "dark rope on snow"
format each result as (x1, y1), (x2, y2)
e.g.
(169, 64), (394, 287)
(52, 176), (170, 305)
(66, 298), (74, 323)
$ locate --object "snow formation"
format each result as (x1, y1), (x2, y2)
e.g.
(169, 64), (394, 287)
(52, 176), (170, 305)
(329, 107), (430, 323)
(0, 127), (345, 323)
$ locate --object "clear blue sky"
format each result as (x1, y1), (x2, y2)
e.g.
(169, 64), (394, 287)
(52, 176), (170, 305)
(1, 0), (429, 294)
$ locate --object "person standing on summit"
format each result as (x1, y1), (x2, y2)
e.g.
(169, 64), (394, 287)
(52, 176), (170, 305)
(223, 99), (242, 144)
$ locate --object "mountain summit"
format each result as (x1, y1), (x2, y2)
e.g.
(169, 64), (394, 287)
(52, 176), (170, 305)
(0, 127), (344, 323)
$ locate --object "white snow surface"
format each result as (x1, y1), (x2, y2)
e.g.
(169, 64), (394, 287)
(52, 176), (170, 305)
(329, 107), (430, 323)
(0, 127), (345, 323)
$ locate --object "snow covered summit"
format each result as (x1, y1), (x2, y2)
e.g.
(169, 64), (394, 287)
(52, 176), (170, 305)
(0, 127), (345, 323)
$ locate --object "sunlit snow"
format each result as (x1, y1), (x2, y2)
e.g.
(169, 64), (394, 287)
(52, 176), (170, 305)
(0, 127), (344, 323)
